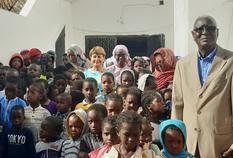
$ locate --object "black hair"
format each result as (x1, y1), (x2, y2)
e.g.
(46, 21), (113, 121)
(54, 74), (67, 83)
(131, 57), (145, 69)
(102, 115), (117, 128)
(10, 105), (25, 118)
(163, 88), (172, 95)
(87, 103), (107, 118)
(106, 93), (123, 105)
(101, 72), (115, 81)
(83, 77), (98, 88)
(47, 84), (58, 100)
(163, 125), (184, 143)
(53, 65), (68, 76)
(125, 87), (141, 101)
(44, 116), (63, 135)
(145, 75), (157, 88)
(29, 82), (45, 94)
(5, 76), (20, 87)
(120, 70), (135, 84)
(116, 85), (128, 98)
(72, 80), (83, 91)
(116, 110), (142, 129)
(73, 70), (85, 80)
(141, 90), (163, 117)
(34, 79), (49, 91)
(57, 92), (72, 100)
(70, 90), (85, 110)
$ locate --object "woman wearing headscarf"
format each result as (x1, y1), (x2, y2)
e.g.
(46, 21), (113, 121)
(67, 44), (91, 71)
(159, 119), (195, 158)
(151, 48), (176, 91)
(107, 45), (131, 85)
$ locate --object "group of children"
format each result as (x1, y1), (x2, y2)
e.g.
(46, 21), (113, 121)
(0, 46), (195, 158)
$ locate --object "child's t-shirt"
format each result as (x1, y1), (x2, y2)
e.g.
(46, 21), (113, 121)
(55, 112), (69, 140)
(42, 100), (57, 115)
(61, 139), (81, 158)
(80, 132), (103, 153)
(0, 96), (27, 128)
(2, 127), (36, 158)
(84, 69), (103, 92)
(23, 105), (51, 142)
(75, 100), (93, 111)
(96, 92), (108, 105)
(36, 139), (64, 158)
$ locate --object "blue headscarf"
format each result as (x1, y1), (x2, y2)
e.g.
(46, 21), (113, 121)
(160, 119), (187, 158)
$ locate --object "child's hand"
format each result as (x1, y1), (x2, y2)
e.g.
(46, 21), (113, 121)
(142, 141), (152, 150)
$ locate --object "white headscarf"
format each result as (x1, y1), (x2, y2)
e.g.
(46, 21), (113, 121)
(138, 74), (153, 91)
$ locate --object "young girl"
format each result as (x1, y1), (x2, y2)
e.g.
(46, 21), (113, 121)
(104, 111), (157, 158)
(159, 119), (195, 158)
(89, 116), (120, 158)
(138, 74), (157, 91)
(61, 109), (88, 158)
(120, 69), (135, 87)
(96, 72), (115, 104)
(105, 93), (123, 116)
(123, 87), (141, 112)
(36, 116), (64, 158)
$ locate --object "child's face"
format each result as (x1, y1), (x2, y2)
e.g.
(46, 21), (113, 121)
(106, 99), (123, 116)
(5, 83), (17, 100)
(140, 123), (152, 146)
(11, 110), (25, 128)
(56, 79), (67, 94)
(27, 85), (42, 105)
(118, 122), (141, 151)
(11, 57), (22, 70)
(149, 97), (165, 115)
(101, 75), (114, 93)
(164, 91), (172, 102)
(68, 115), (84, 140)
(134, 61), (143, 73)
(0, 69), (6, 81)
(27, 64), (41, 78)
(164, 129), (184, 155)
(71, 74), (83, 82)
(102, 123), (119, 146)
(40, 120), (55, 142)
(145, 77), (157, 91)
(82, 82), (98, 102)
(121, 73), (134, 87)
(124, 94), (140, 112)
(87, 110), (103, 134)
(56, 96), (70, 114)
(90, 54), (105, 68)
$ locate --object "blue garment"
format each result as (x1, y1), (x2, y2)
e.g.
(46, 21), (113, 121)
(198, 48), (217, 86)
(0, 96), (27, 128)
(96, 92), (108, 104)
(84, 69), (103, 92)
(160, 119), (195, 158)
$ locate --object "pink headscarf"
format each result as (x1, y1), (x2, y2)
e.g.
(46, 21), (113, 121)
(151, 48), (176, 90)
(112, 44), (131, 66)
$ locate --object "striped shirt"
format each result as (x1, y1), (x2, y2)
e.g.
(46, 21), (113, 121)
(61, 139), (81, 158)
(24, 105), (51, 142)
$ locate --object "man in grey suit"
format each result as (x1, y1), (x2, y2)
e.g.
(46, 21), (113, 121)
(172, 15), (233, 158)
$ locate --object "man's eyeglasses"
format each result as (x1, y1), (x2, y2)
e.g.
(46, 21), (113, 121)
(193, 25), (217, 33)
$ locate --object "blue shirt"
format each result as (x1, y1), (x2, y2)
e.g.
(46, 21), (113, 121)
(84, 69), (103, 93)
(198, 48), (217, 86)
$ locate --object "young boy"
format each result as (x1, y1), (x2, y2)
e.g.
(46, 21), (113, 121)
(75, 78), (98, 111)
(55, 92), (72, 139)
(0, 78), (27, 128)
(54, 74), (69, 94)
(2, 105), (35, 158)
(24, 82), (51, 142)
(80, 104), (107, 154)
(123, 87), (142, 112)
(105, 93), (123, 116)
(96, 72), (115, 105)
(9, 53), (24, 71)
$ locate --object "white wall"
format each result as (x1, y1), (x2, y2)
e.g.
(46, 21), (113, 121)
(71, 0), (174, 53)
(0, 0), (74, 65)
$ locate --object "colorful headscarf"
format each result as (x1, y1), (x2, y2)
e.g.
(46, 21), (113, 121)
(160, 119), (188, 158)
(66, 109), (88, 140)
(151, 48), (176, 90)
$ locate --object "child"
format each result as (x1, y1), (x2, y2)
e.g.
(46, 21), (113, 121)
(80, 104), (107, 153)
(163, 88), (172, 114)
(138, 74), (157, 91)
(55, 92), (72, 139)
(120, 69), (135, 87)
(105, 93), (123, 116)
(70, 80), (83, 91)
(54, 74), (68, 94)
(159, 119), (195, 158)
(9, 53), (24, 71)
(123, 87), (141, 112)
(96, 72), (115, 104)
(24, 82), (51, 142)
(131, 57), (145, 74)
(140, 117), (160, 155)
(47, 84), (59, 102)
(116, 85), (128, 99)
(104, 110), (157, 158)
(36, 116), (64, 158)
(2, 105), (35, 158)
(70, 90), (85, 110)
(71, 70), (85, 82)
(61, 109), (88, 158)
(89, 116), (120, 158)
(0, 78), (27, 128)
(75, 77), (98, 111)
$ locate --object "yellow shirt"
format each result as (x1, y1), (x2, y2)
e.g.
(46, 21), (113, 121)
(75, 100), (93, 111)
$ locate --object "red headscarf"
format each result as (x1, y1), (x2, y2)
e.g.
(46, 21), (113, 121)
(151, 48), (176, 90)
